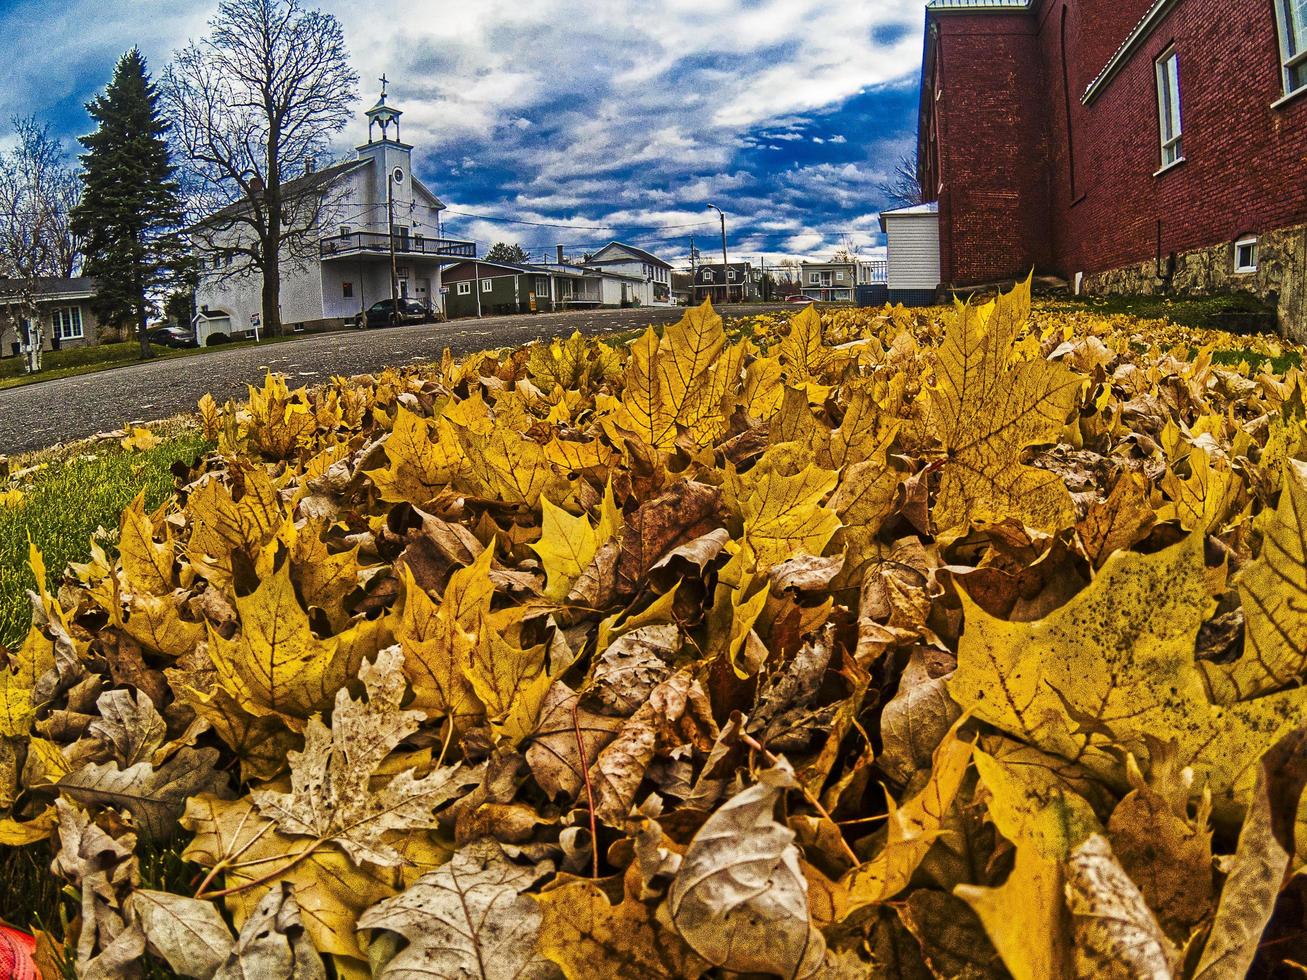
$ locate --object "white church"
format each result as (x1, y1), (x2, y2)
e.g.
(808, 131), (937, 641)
(193, 85), (474, 340)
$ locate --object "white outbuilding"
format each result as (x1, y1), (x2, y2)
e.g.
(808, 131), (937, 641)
(879, 202), (941, 306)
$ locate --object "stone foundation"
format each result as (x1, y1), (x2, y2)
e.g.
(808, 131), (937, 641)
(1080, 222), (1307, 340)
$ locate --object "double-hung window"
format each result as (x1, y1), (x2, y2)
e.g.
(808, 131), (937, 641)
(702, 270), (712, 282)
(481, 278), (493, 293)
(457, 281), (471, 295)
(1276, 0), (1307, 97)
(1155, 49), (1183, 169)
(53, 306), (83, 340)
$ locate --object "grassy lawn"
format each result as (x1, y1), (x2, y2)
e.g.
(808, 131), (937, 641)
(0, 334), (304, 391)
(1050, 290), (1278, 334)
(0, 426), (212, 649)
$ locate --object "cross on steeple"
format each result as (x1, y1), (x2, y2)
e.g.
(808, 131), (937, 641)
(379, 74), (389, 99)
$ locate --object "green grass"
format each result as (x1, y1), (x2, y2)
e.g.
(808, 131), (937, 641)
(0, 334), (305, 391)
(0, 428), (212, 648)
(1051, 291), (1278, 333)
(1209, 347), (1303, 374)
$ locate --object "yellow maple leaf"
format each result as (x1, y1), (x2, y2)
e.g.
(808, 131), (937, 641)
(1207, 459), (1307, 701)
(366, 405), (463, 506)
(463, 620), (550, 745)
(394, 548), (494, 722)
(778, 304), (829, 381)
(951, 533), (1307, 818)
(929, 276), (1082, 533)
(207, 561), (367, 726)
(118, 490), (174, 596)
(531, 497), (607, 601)
(741, 460), (840, 572)
(120, 426), (162, 452)
(456, 426), (567, 507)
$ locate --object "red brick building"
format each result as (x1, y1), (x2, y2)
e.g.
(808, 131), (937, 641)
(919, 0), (1307, 336)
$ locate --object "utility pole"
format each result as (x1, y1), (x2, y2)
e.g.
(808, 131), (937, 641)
(474, 258), (482, 318)
(760, 254), (766, 302)
(707, 204), (729, 304)
(689, 234), (697, 304)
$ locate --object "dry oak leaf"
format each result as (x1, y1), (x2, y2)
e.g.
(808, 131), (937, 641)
(1064, 835), (1179, 980)
(182, 793), (443, 964)
(212, 882), (325, 980)
(1191, 726), (1307, 980)
(525, 682), (623, 800)
(251, 646), (481, 868)
(535, 865), (708, 979)
(58, 745), (230, 840)
(395, 545), (494, 721)
(951, 533), (1307, 818)
(129, 889), (234, 980)
(208, 560), (375, 727)
(1206, 458), (1307, 701)
(667, 760), (826, 979)
(358, 839), (560, 980)
(929, 275), (1082, 534)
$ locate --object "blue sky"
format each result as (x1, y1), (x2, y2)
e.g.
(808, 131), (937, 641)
(0, 0), (926, 266)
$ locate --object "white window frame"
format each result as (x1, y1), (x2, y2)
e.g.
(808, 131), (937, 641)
(1275, 0), (1307, 99)
(457, 281), (471, 295)
(1234, 236), (1259, 273)
(809, 272), (819, 284)
(836, 271), (845, 281)
(481, 278), (493, 293)
(1155, 49), (1184, 171)
(702, 270), (713, 282)
(534, 276), (550, 296)
(53, 306), (83, 340)
(727, 269), (737, 281)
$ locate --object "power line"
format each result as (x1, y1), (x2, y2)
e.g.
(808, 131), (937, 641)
(439, 208), (718, 232)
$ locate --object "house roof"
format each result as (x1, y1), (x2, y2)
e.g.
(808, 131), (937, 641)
(195, 158), (370, 228)
(879, 201), (939, 232)
(0, 276), (97, 300)
(1082, 0), (1179, 105)
(586, 242), (672, 268)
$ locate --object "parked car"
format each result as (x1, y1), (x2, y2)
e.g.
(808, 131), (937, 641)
(785, 295), (815, 304)
(146, 324), (198, 347)
(355, 298), (432, 329)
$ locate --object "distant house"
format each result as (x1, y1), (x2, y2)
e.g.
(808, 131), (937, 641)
(693, 262), (763, 303)
(582, 242), (674, 306)
(800, 261), (856, 302)
(442, 259), (646, 318)
(670, 271), (695, 306)
(0, 277), (101, 356)
(193, 87), (473, 340)
(880, 203), (941, 306)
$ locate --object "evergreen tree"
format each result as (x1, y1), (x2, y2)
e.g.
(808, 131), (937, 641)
(73, 49), (187, 359)
(485, 241), (530, 264)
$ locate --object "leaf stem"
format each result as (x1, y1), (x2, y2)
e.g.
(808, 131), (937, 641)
(739, 730), (861, 868)
(572, 698), (600, 878)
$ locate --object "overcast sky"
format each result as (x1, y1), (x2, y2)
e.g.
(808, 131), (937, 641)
(0, 0), (925, 266)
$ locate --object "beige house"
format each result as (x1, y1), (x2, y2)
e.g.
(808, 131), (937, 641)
(0, 277), (102, 356)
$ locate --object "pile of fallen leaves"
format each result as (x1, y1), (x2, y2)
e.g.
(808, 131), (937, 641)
(5, 278), (1307, 978)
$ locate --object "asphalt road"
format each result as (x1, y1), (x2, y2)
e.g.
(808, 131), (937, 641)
(0, 304), (791, 455)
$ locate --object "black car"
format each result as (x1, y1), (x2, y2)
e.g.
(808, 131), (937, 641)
(146, 325), (198, 348)
(355, 298), (432, 329)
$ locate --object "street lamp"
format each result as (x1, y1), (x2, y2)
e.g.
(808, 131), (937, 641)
(707, 204), (730, 304)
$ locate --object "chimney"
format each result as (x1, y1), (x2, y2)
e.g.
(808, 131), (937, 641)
(305, 157), (316, 174)
(555, 244), (564, 265)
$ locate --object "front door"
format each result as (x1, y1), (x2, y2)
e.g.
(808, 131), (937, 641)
(399, 278), (409, 299)
(416, 278), (430, 309)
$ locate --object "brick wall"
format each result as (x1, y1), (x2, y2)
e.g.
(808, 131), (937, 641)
(930, 12), (1054, 285)
(928, 0), (1307, 316)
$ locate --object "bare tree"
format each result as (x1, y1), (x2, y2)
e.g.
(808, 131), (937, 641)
(830, 232), (861, 265)
(880, 151), (926, 208)
(0, 117), (82, 368)
(162, 0), (357, 336)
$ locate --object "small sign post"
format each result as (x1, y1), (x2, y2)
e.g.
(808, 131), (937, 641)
(249, 312), (261, 343)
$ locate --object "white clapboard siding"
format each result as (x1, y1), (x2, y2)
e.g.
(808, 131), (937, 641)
(884, 210), (941, 292)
